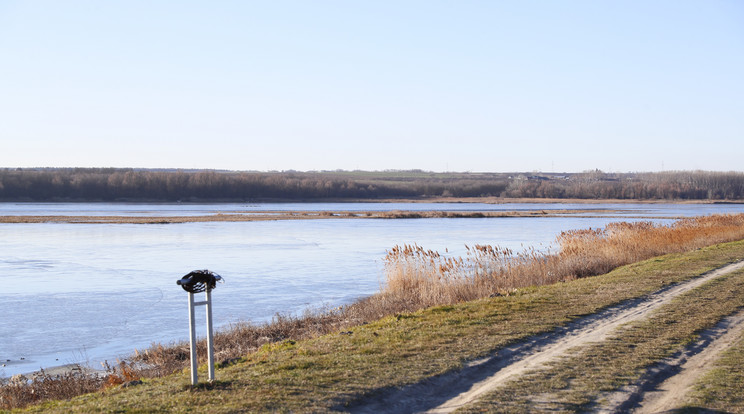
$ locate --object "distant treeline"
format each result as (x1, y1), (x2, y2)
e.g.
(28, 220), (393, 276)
(0, 168), (743, 201)
(504, 170), (744, 200)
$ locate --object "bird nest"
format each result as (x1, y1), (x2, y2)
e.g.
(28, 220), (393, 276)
(177, 269), (223, 293)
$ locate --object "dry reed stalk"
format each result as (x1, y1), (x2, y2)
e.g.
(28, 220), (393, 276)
(0, 363), (136, 410)
(379, 214), (744, 309)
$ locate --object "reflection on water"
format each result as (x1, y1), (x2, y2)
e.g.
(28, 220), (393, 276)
(1, 202), (742, 377)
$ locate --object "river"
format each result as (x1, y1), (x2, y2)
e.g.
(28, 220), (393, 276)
(1, 202), (743, 377)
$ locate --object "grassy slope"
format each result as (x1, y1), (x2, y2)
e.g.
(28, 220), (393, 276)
(13, 240), (744, 413)
(466, 267), (744, 412)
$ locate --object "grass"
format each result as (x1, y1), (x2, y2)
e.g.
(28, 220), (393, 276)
(686, 330), (744, 412)
(464, 267), (744, 412)
(5, 239), (744, 412)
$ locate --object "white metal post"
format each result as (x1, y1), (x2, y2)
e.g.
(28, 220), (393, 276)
(205, 289), (215, 382)
(185, 289), (217, 385)
(179, 270), (221, 386)
(187, 292), (198, 385)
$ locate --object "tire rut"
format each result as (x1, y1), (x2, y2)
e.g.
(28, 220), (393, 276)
(599, 309), (744, 413)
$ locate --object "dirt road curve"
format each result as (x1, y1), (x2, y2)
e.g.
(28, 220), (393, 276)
(349, 260), (744, 414)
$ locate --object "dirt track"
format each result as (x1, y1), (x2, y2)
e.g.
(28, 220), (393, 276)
(626, 309), (744, 413)
(349, 260), (744, 413)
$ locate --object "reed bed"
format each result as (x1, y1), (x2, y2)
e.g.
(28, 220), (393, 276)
(0, 362), (139, 410)
(377, 214), (744, 310)
(0, 369), (101, 410)
(3, 213), (744, 410)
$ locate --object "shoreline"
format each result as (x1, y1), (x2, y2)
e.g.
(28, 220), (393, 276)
(1, 197), (743, 205)
(0, 208), (683, 224)
(358, 197), (744, 204)
(1, 362), (102, 383)
(4, 199), (730, 225)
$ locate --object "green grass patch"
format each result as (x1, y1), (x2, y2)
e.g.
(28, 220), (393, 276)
(9, 240), (744, 413)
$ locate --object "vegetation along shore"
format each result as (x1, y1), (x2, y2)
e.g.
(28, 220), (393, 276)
(2, 168), (744, 202)
(0, 208), (652, 224)
(2, 214), (744, 412)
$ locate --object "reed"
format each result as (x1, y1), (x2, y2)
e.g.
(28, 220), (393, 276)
(379, 214), (744, 309)
(0, 363), (132, 410)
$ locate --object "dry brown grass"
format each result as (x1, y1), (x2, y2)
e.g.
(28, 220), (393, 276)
(130, 311), (352, 378)
(0, 361), (141, 410)
(3, 214), (744, 410)
(378, 214), (744, 310)
(0, 369), (102, 410)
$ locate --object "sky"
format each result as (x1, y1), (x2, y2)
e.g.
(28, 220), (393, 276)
(0, 1), (742, 173)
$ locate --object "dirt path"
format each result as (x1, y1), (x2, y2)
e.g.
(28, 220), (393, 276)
(348, 260), (744, 413)
(625, 309), (744, 413)
(425, 260), (744, 413)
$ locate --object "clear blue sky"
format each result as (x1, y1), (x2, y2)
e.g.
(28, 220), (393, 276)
(1, 1), (742, 173)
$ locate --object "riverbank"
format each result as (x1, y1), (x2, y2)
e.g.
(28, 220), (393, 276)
(2, 197), (740, 224)
(361, 196), (744, 204)
(0, 208), (631, 224)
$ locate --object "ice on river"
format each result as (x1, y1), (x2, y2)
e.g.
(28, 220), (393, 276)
(1, 202), (742, 377)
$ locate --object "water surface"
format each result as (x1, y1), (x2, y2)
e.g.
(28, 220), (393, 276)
(1, 202), (742, 377)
